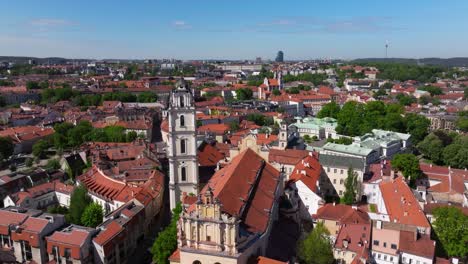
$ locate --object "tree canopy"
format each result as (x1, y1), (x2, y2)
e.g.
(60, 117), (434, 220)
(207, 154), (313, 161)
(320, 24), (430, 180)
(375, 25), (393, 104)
(391, 153), (422, 181)
(342, 167), (358, 205)
(236, 88), (253, 101)
(332, 101), (429, 142)
(81, 203), (104, 228)
(317, 101), (341, 119)
(151, 203), (182, 264)
(67, 185), (91, 225)
(297, 222), (334, 264)
(0, 137), (14, 161)
(52, 121), (137, 150)
(432, 206), (468, 258)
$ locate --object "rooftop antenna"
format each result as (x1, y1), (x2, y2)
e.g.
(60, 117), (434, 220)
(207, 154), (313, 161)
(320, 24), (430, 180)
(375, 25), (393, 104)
(385, 40), (389, 59)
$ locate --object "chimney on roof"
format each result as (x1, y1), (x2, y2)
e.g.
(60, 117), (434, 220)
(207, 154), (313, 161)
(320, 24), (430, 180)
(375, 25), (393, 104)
(430, 164), (433, 168)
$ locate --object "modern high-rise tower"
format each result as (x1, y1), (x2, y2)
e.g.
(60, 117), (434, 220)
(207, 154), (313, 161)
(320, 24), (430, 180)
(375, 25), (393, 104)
(167, 79), (199, 209)
(275, 50), (284, 62)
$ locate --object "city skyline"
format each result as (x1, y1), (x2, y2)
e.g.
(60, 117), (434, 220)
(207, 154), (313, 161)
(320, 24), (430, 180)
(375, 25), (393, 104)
(1, 0), (468, 60)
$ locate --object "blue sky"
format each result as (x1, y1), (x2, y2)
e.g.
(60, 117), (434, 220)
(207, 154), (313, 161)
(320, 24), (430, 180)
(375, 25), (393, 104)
(1, 0), (467, 60)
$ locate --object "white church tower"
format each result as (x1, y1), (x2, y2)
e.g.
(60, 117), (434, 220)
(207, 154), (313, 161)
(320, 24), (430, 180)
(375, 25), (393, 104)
(168, 79), (199, 209)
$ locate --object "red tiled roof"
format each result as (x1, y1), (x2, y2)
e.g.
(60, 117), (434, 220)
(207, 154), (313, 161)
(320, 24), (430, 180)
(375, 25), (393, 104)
(196, 148), (281, 233)
(399, 232), (435, 259)
(168, 249), (180, 262)
(0, 126), (54, 143)
(198, 142), (225, 167)
(315, 204), (370, 224)
(93, 221), (123, 246)
(334, 223), (371, 259)
(47, 229), (90, 247)
(289, 155), (322, 192)
(0, 210), (29, 235)
(379, 177), (430, 228)
(420, 163), (467, 195)
(197, 123), (230, 135)
(268, 149), (309, 165)
(257, 256), (288, 264)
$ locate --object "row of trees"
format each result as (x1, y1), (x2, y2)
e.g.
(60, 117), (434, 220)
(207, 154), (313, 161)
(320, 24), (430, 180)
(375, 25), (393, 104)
(363, 63), (445, 83)
(417, 130), (468, 169)
(151, 203), (182, 264)
(52, 121), (138, 150)
(32, 121), (139, 162)
(282, 72), (327, 86)
(318, 101), (431, 143)
(41, 88), (158, 105)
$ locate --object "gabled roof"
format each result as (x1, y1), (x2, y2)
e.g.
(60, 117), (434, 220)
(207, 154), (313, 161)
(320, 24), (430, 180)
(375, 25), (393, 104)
(399, 231), (435, 259)
(289, 154), (322, 192)
(198, 141), (225, 167)
(268, 148), (309, 165)
(334, 223), (371, 260)
(379, 177), (430, 228)
(315, 204), (370, 224)
(198, 148), (281, 234)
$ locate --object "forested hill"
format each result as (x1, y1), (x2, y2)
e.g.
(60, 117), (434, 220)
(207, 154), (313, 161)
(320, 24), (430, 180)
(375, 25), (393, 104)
(352, 57), (468, 67)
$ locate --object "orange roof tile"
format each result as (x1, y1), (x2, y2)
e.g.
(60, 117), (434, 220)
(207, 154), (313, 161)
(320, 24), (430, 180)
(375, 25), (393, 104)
(196, 148), (281, 233)
(379, 177), (430, 228)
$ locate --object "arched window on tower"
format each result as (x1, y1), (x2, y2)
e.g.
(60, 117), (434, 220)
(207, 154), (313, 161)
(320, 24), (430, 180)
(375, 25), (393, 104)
(180, 139), (186, 154)
(180, 96), (185, 107)
(181, 167), (187, 182)
(180, 115), (185, 127)
(192, 261), (201, 264)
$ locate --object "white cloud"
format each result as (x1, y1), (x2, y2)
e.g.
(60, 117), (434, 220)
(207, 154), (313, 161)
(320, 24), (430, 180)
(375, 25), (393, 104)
(172, 20), (191, 29)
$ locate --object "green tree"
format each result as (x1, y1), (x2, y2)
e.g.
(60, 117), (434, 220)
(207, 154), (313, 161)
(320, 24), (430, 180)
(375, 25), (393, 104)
(297, 222), (334, 264)
(151, 203), (182, 264)
(336, 101), (364, 136)
(417, 133), (445, 164)
(396, 93), (416, 106)
(272, 89), (281, 96)
(0, 136), (14, 161)
(342, 167), (358, 205)
(456, 111), (468, 132)
(236, 88), (253, 100)
(404, 113), (430, 144)
(126, 131), (138, 142)
(46, 159), (61, 170)
(137, 91), (158, 103)
(0, 94), (5, 107)
(432, 207), (468, 258)
(48, 205), (69, 215)
(441, 135), (468, 169)
(53, 122), (75, 149)
(419, 85), (443, 96)
(68, 121), (94, 147)
(81, 203), (104, 228)
(25, 158), (33, 168)
(67, 186), (91, 225)
(26, 81), (40, 90)
(317, 101), (341, 119)
(391, 154), (422, 180)
(32, 139), (50, 159)
(229, 121), (239, 131)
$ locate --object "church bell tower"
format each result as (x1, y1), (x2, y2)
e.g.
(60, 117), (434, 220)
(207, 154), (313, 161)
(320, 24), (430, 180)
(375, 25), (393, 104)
(168, 79), (199, 209)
